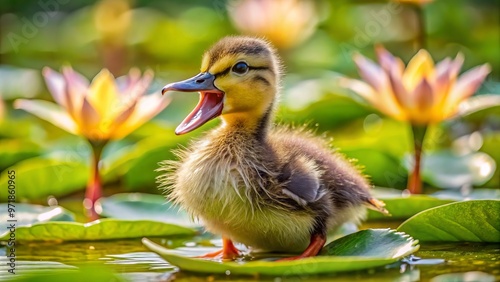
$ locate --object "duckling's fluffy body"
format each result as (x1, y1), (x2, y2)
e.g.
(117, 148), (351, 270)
(162, 126), (370, 253)
(160, 36), (384, 256)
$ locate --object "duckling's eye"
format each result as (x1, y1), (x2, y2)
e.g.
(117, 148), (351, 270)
(231, 62), (249, 75)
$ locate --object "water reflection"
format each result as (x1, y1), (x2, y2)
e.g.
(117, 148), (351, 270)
(3, 237), (499, 281)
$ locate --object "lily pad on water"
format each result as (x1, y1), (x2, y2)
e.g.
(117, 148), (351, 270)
(367, 188), (456, 220)
(0, 203), (74, 229)
(7, 265), (124, 282)
(0, 157), (88, 200)
(0, 219), (196, 242)
(397, 200), (500, 242)
(96, 193), (199, 227)
(143, 228), (419, 275)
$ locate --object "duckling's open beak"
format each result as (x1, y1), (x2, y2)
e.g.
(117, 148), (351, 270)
(162, 72), (224, 135)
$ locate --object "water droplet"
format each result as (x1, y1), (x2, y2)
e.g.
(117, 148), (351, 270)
(47, 196), (58, 206)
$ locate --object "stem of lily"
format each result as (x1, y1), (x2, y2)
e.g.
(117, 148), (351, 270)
(84, 140), (107, 221)
(407, 125), (427, 194)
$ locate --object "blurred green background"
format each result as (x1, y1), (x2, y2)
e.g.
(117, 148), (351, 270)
(0, 0), (499, 204)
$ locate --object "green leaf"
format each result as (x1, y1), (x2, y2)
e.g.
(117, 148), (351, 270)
(97, 193), (199, 227)
(367, 195), (455, 221)
(280, 93), (372, 131)
(142, 229), (419, 275)
(0, 157), (88, 200)
(397, 200), (500, 242)
(342, 149), (404, 188)
(0, 203), (75, 229)
(101, 131), (191, 190)
(0, 139), (41, 171)
(0, 219), (196, 242)
(8, 265), (124, 282)
(320, 229), (418, 257)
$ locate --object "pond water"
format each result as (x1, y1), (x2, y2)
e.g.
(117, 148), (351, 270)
(1, 222), (498, 282)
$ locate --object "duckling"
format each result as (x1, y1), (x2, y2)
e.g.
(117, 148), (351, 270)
(159, 36), (388, 261)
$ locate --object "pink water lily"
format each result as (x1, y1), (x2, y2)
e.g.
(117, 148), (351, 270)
(15, 67), (171, 219)
(345, 46), (491, 125)
(15, 67), (169, 141)
(343, 46), (490, 194)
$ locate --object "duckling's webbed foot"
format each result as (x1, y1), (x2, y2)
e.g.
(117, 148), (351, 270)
(277, 234), (326, 261)
(197, 237), (240, 260)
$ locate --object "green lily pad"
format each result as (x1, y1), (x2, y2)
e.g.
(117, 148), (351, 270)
(97, 193), (199, 227)
(7, 265), (124, 282)
(0, 139), (41, 171)
(0, 157), (88, 200)
(320, 229), (419, 257)
(342, 149), (403, 189)
(0, 219), (196, 242)
(367, 195), (455, 221)
(142, 229), (419, 275)
(101, 131), (191, 190)
(397, 200), (500, 242)
(0, 261), (77, 280)
(0, 203), (75, 229)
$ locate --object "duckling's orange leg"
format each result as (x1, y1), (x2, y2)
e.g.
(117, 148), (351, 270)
(277, 234), (326, 261)
(197, 237), (240, 260)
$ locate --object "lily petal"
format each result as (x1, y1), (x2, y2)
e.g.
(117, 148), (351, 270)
(433, 53), (465, 116)
(61, 67), (89, 120)
(403, 49), (435, 90)
(447, 64), (491, 106)
(14, 99), (78, 134)
(339, 78), (378, 104)
(111, 94), (171, 139)
(388, 69), (411, 107)
(434, 57), (451, 78)
(340, 77), (404, 120)
(375, 45), (404, 75)
(107, 100), (138, 139)
(42, 67), (67, 109)
(450, 53), (465, 78)
(80, 97), (104, 140)
(88, 69), (119, 119)
(116, 68), (141, 94)
(123, 69), (154, 100)
(412, 78), (434, 115)
(353, 53), (389, 93)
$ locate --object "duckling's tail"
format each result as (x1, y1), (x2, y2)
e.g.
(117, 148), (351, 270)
(366, 198), (391, 216)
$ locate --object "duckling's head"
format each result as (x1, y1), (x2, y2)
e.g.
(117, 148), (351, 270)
(162, 36), (281, 135)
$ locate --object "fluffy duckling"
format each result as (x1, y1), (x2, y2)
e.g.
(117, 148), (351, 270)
(159, 36), (387, 261)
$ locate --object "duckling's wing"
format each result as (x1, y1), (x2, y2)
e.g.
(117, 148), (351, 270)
(280, 155), (325, 206)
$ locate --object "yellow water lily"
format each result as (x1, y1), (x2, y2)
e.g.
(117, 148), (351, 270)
(228, 0), (318, 49)
(343, 46), (490, 194)
(15, 67), (170, 141)
(344, 46), (491, 125)
(15, 67), (170, 219)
